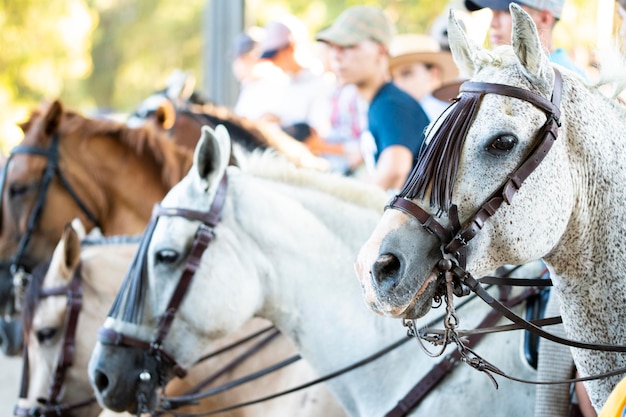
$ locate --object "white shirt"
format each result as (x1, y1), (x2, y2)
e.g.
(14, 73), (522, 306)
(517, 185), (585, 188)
(264, 68), (335, 138)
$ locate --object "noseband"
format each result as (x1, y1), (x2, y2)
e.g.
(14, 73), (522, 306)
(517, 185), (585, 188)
(14, 263), (97, 417)
(387, 69), (563, 284)
(97, 174), (227, 409)
(0, 133), (101, 312)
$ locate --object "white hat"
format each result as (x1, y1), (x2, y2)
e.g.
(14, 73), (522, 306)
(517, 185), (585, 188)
(389, 34), (460, 85)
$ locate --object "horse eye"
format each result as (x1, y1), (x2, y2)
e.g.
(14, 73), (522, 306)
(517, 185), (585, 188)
(36, 328), (58, 345)
(155, 249), (180, 265)
(8, 183), (30, 199)
(485, 135), (518, 156)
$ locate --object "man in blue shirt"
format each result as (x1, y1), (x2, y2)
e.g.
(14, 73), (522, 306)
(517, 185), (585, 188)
(316, 6), (430, 191)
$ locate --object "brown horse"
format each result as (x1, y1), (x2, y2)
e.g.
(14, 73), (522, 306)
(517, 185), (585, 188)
(0, 99), (193, 354)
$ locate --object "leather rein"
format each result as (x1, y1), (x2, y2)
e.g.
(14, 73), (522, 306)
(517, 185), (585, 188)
(14, 263), (97, 417)
(386, 69), (626, 383)
(0, 133), (101, 313)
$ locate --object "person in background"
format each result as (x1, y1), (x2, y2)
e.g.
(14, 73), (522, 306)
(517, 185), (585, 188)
(232, 27), (287, 121)
(316, 5), (430, 191)
(388, 34), (460, 121)
(312, 41), (368, 175)
(256, 17), (334, 142)
(465, 0), (587, 77)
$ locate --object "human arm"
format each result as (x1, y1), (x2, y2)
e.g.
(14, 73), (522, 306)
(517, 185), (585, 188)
(370, 145), (414, 190)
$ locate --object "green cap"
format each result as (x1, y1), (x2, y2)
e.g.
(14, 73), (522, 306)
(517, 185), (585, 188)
(316, 6), (396, 49)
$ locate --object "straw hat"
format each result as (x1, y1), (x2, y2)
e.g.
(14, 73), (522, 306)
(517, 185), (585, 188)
(389, 34), (459, 85)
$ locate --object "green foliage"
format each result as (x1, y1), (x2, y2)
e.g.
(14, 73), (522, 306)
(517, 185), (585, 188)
(87, 0), (204, 111)
(0, 0), (96, 151)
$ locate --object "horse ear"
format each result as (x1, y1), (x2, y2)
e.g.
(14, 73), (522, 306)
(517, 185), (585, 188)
(193, 125), (231, 191)
(510, 4), (552, 89)
(43, 100), (63, 136)
(448, 8), (487, 77)
(60, 221), (82, 276)
(155, 101), (176, 130)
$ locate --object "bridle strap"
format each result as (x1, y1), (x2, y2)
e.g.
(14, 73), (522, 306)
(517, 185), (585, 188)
(3, 134), (101, 278)
(447, 71), (563, 256)
(381, 70), (626, 352)
(385, 286), (530, 417)
(15, 263), (98, 416)
(461, 270), (626, 352)
(98, 174), (228, 379)
(387, 70), (563, 262)
(46, 263), (83, 403)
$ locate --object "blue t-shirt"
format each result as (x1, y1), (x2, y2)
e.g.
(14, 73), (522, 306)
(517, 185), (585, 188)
(366, 82), (430, 165)
(549, 49), (587, 79)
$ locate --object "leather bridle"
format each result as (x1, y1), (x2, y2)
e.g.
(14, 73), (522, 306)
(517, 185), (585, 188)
(386, 68), (626, 358)
(97, 174), (228, 412)
(0, 133), (101, 313)
(14, 263), (97, 417)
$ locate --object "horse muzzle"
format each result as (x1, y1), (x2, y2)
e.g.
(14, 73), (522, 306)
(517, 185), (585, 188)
(88, 342), (160, 413)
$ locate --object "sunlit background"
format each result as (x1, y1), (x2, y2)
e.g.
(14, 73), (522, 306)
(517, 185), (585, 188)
(0, 0), (619, 153)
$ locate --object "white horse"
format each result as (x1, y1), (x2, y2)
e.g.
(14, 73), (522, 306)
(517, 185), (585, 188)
(19, 220), (343, 417)
(355, 5), (626, 412)
(88, 125), (541, 416)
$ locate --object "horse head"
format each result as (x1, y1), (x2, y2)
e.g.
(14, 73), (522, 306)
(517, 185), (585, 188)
(16, 219), (104, 417)
(0, 100), (84, 355)
(88, 125), (255, 413)
(0, 99), (194, 357)
(355, 4), (574, 320)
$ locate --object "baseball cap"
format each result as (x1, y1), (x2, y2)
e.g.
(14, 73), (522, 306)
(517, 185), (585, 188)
(232, 26), (265, 58)
(259, 21), (293, 59)
(464, 0), (564, 19)
(315, 6), (396, 49)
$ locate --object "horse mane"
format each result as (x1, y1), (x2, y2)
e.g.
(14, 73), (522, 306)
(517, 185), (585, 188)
(188, 100), (272, 152)
(60, 110), (194, 189)
(242, 151), (389, 211)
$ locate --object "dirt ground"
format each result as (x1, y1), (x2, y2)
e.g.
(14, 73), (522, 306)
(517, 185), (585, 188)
(0, 354), (22, 414)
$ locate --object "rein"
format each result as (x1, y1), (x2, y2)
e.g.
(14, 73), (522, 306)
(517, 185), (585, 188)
(14, 263), (97, 417)
(0, 133), (101, 312)
(386, 68), (626, 384)
(154, 280), (538, 417)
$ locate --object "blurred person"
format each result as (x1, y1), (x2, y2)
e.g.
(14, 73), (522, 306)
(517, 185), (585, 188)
(311, 41), (368, 175)
(388, 34), (460, 121)
(465, 0), (587, 76)
(316, 5), (430, 191)
(256, 17), (334, 142)
(232, 27), (287, 121)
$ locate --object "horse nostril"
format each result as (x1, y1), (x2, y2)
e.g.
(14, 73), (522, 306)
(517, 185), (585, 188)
(371, 253), (401, 288)
(94, 370), (110, 393)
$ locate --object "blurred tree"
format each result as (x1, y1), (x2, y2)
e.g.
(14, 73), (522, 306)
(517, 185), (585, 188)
(0, 0), (608, 153)
(87, 0), (204, 112)
(0, 0), (95, 151)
